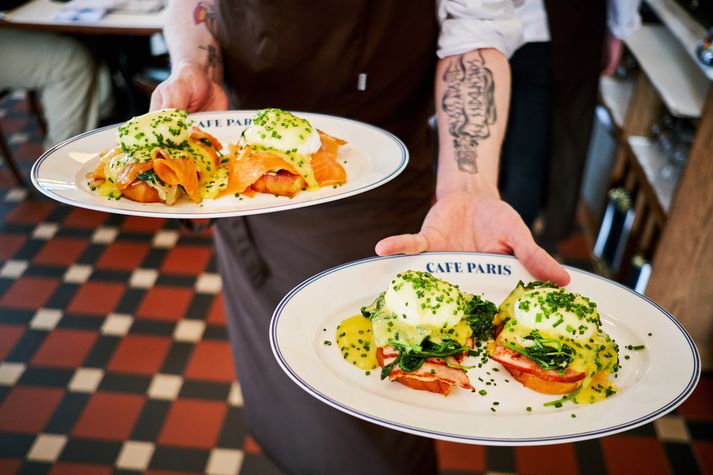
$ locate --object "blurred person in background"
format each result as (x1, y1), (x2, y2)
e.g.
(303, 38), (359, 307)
(151, 0), (571, 473)
(0, 29), (112, 147)
(499, 0), (641, 250)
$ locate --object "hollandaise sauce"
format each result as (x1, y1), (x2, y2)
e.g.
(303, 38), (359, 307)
(497, 282), (620, 406)
(336, 315), (378, 371)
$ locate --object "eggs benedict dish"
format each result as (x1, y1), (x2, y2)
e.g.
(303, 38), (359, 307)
(222, 108), (347, 198)
(490, 282), (619, 405)
(347, 270), (497, 395)
(88, 109), (226, 205)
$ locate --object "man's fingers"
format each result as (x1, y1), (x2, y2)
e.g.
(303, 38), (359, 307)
(149, 88), (164, 112)
(510, 231), (570, 286)
(375, 234), (428, 256)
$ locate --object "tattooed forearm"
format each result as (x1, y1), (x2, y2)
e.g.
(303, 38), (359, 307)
(193, 0), (217, 35)
(198, 44), (219, 68)
(441, 51), (496, 173)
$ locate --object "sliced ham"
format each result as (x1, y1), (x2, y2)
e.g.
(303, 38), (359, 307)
(490, 343), (585, 383)
(377, 339), (475, 396)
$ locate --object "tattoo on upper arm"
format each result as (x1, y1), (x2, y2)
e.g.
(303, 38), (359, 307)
(193, 0), (217, 35)
(441, 51), (496, 174)
(198, 44), (219, 68)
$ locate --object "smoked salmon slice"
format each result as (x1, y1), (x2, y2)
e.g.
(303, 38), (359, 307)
(220, 147), (301, 197)
(116, 162), (154, 190)
(312, 131), (347, 187)
(251, 171), (306, 197)
(153, 156), (201, 203)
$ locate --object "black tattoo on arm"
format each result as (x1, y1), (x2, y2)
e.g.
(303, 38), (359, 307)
(198, 44), (219, 68)
(441, 51), (496, 174)
(193, 1), (217, 35)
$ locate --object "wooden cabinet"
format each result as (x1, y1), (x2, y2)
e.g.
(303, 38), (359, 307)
(598, 2), (713, 367)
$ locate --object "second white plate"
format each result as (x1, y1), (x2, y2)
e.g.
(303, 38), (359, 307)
(31, 110), (408, 218)
(270, 253), (700, 445)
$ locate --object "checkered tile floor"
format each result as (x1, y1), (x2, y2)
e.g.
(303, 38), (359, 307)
(1, 92), (711, 475)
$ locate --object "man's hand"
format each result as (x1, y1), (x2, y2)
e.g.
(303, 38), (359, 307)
(150, 61), (228, 112)
(601, 35), (623, 77)
(375, 192), (571, 286)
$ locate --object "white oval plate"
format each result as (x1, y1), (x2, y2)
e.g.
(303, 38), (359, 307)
(270, 253), (700, 445)
(31, 111), (408, 219)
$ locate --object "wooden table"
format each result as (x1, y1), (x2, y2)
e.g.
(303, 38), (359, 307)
(0, 0), (165, 35)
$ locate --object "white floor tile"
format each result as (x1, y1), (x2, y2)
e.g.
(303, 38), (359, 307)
(4, 188), (28, 202)
(0, 259), (28, 278)
(206, 448), (244, 475)
(63, 264), (93, 284)
(0, 363), (26, 386)
(101, 313), (134, 336)
(116, 440), (155, 471)
(147, 374), (183, 400)
(30, 308), (63, 330)
(68, 368), (104, 393)
(174, 319), (206, 342)
(152, 229), (180, 248)
(228, 382), (244, 407)
(91, 226), (118, 244)
(654, 415), (690, 443)
(129, 268), (159, 288)
(27, 434), (67, 462)
(195, 273), (223, 294)
(31, 223), (59, 240)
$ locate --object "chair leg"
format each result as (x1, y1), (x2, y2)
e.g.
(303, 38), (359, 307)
(0, 122), (26, 187)
(27, 90), (47, 137)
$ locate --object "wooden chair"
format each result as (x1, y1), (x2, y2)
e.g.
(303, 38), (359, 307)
(0, 89), (46, 187)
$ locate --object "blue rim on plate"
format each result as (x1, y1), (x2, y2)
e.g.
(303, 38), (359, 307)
(270, 252), (701, 445)
(30, 110), (409, 219)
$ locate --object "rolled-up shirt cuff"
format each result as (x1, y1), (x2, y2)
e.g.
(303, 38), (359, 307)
(607, 12), (641, 39)
(437, 1), (524, 58)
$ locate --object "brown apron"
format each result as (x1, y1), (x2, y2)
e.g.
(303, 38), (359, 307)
(213, 1), (439, 473)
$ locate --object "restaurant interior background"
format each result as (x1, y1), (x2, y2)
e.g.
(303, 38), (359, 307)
(0, 0), (711, 474)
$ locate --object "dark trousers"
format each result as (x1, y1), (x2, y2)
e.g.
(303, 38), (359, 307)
(499, 42), (553, 228)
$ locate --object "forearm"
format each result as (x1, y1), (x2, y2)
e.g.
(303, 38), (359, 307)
(163, 0), (223, 82)
(435, 48), (511, 200)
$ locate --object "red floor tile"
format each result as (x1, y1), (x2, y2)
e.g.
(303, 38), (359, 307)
(0, 277), (59, 310)
(4, 201), (55, 225)
(161, 246), (212, 275)
(31, 329), (97, 368)
(137, 286), (193, 321)
(515, 443), (578, 475)
(107, 335), (171, 375)
(66, 282), (126, 316)
(13, 142), (43, 163)
(49, 463), (112, 475)
(0, 234), (27, 261)
(121, 216), (166, 233)
(0, 386), (63, 433)
(207, 294), (226, 325)
(158, 399), (226, 449)
(0, 117), (24, 134)
(436, 440), (485, 472)
(0, 458), (22, 474)
(601, 435), (670, 475)
(678, 378), (713, 421)
(73, 392), (144, 441)
(33, 237), (89, 266)
(0, 324), (25, 361)
(96, 242), (150, 271)
(695, 441), (713, 475)
(243, 435), (262, 454)
(185, 340), (235, 382)
(62, 208), (108, 229)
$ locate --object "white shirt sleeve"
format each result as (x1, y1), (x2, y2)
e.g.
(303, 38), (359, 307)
(607, 0), (642, 39)
(437, 0), (524, 59)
